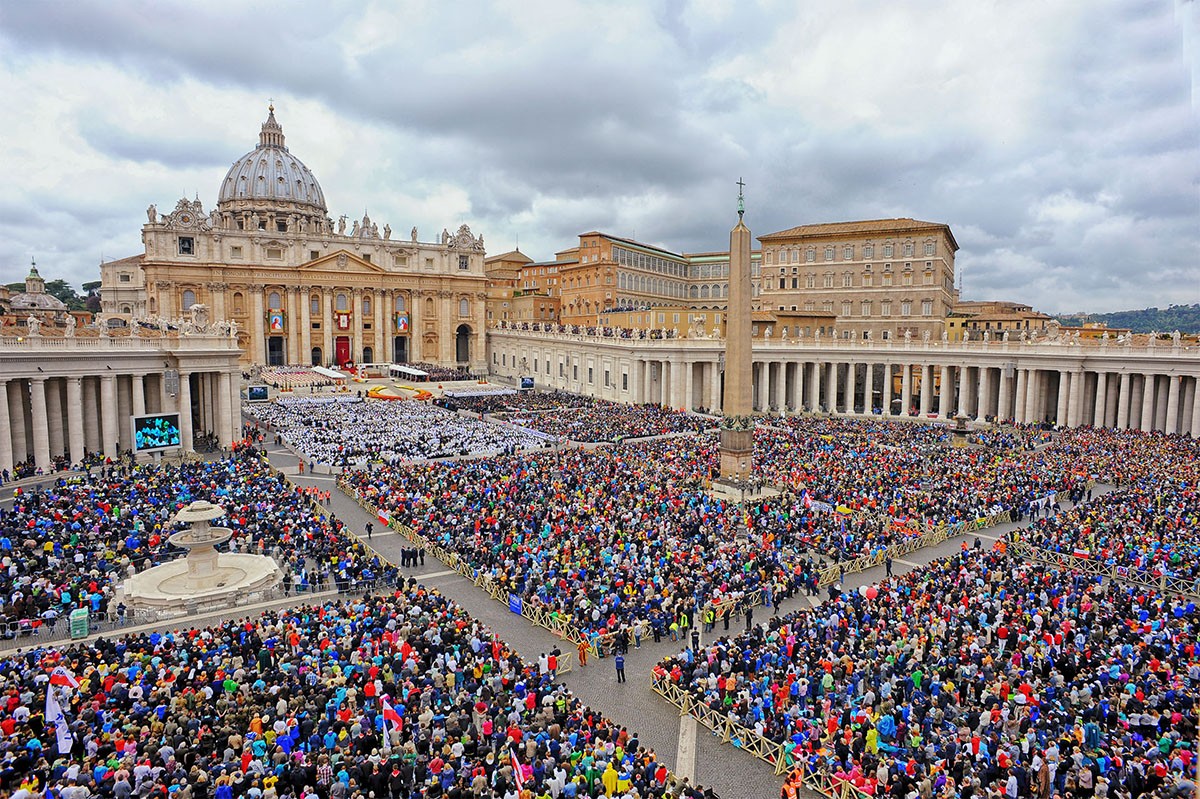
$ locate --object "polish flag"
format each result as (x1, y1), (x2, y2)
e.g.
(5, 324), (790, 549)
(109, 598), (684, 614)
(377, 510), (391, 527)
(381, 697), (403, 736)
(1072, 548), (1090, 559)
(49, 666), (79, 689)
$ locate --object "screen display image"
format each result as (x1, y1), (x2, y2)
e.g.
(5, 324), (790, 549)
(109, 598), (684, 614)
(520, 376), (535, 390)
(131, 413), (182, 452)
(247, 385), (269, 402)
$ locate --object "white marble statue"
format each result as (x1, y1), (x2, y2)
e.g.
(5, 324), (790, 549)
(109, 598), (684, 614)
(64, 315), (76, 338)
(26, 315), (41, 336)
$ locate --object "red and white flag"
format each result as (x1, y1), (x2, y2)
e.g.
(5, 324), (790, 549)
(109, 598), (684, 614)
(49, 666), (79, 689)
(510, 745), (525, 791)
(381, 697), (403, 737)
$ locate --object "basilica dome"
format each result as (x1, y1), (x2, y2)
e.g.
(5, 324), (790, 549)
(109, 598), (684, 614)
(216, 106), (327, 216)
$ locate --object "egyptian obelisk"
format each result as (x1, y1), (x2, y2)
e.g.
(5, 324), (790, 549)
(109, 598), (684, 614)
(719, 180), (754, 480)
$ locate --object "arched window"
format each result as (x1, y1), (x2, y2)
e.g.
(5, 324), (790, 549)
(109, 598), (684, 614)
(363, 295), (372, 314)
(459, 298), (470, 317)
(336, 293), (348, 311)
(310, 294), (320, 313)
(268, 291), (281, 309)
(182, 289), (196, 308)
(700, 285), (710, 299)
(395, 294), (407, 312)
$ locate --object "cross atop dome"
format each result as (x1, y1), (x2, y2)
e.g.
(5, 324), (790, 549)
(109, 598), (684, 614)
(259, 104), (286, 150)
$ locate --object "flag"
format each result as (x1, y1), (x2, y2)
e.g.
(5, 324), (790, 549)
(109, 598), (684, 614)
(377, 510), (390, 527)
(49, 666), (79, 689)
(45, 683), (74, 755)
(1072, 548), (1090, 559)
(381, 696), (403, 737)
(510, 746), (525, 791)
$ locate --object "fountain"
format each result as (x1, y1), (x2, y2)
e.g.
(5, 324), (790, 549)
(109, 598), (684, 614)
(122, 500), (283, 616)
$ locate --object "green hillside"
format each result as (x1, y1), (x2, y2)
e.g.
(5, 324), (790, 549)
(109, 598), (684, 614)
(1054, 304), (1200, 334)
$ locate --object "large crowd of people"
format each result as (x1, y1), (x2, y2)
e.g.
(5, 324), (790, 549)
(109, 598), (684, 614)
(512, 402), (715, 443)
(0, 447), (386, 632)
(244, 397), (555, 467)
(657, 545), (1199, 799)
(0, 584), (706, 799)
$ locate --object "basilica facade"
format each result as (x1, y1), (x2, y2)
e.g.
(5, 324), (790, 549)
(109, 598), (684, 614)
(100, 107), (488, 370)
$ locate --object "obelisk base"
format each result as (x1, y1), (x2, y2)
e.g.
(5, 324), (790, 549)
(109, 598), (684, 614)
(719, 427), (753, 480)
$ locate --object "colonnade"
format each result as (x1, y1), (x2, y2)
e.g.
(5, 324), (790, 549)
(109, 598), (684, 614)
(487, 328), (1200, 438)
(0, 334), (244, 479)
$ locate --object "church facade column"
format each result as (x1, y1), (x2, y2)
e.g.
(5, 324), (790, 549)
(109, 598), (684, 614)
(251, 287), (265, 364)
(372, 290), (385, 363)
(1164, 374), (1181, 435)
(352, 288), (365, 364)
(286, 287), (301, 364)
(321, 289), (334, 365)
(66, 377), (84, 466)
(938, 365), (952, 418)
(844, 361), (857, 414)
(1139, 373), (1156, 432)
(900, 363), (913, 416)
(101, 374), (119, 460)
(0, 381), (11, 477)
(300, 290), (313, 365)
(1093, 372), (1108, 428)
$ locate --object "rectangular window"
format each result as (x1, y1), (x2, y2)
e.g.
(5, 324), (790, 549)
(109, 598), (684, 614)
(265, 247), (283, 260)
(230, 246), (243, 259)
(178, 237), (194, 255)
(362, 254), (371, 263)
(603, 369), (610, 386)
(622, 373), (628, 390)
(925, 242), (935, 256)
(903, 243), (914, 257)
(119, 273), (131, 283)
(861, 300), (871, 316)
(425, 258), (434, 269)
(883, 244), (894, 258)
(922, 299), (933, 316)
(842, 301), (852, 316)
(459, 255), (470, 270)
(863, 244), (874, 258)
(277, 221), (288, 233)
(823, 274), (834, 288)
(843, 273), (852, 287)
(862, 272), (873, 287)
(901, 300), (912, 316)
(881, 301), (892, 317)
(395, 255), (408, 267)
(843, 245), (854, 260)
(310, 250), (320, 260)
(573, 365), (579, 380)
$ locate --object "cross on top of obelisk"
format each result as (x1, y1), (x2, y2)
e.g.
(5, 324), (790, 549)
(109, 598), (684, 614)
(737, 177), (745, 218)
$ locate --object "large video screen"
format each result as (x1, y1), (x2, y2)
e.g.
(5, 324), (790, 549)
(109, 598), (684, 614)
(520, 376), (535, 390)
(131, 413), (182, 453)
(247, 385), (269, 402)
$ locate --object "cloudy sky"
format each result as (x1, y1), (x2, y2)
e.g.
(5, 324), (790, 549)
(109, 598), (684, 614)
(0, 0), (1196, 313)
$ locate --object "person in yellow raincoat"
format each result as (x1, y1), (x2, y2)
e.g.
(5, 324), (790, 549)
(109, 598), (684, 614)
(601, 761), (619, 796)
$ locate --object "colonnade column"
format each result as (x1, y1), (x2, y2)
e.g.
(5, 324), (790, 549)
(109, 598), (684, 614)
(917, 365), (931, 416)
(1117, 373), (1131, 429)
(1093, 372), (1108, 427)
(881, 364), (893, 416)
(66, 378), (84, 466)
(1139, 373), (1156, 432)
(809, 361), (822, 412)
(900, 364), (912, 416)
(1190, 378), (1200, 438)
(29, 377), (50, 471)
(793, 360), (805, 412)
(1164, 375), (1181, 435)
(178, 372), (193, 453)
(998, 367), (1012, 422)
(845, 362), (857, 414)
(683, 362), (695, 412)
(46, 379), (64, 460)
(710, 360), (722, 413)
(760, 361), (772, 410)
(1056, 370), (1071, 427)
(217, 371), (234, 448)
(0, 381), (11, 477)
(826, 362), (839, 414)
(1025, 369), (1041, 425)
(1068, 368), (1085, 428)
(938, 365), (952, 418)
(977, 366), (991, 420)
(132, 373), (146, 418)
(101, 375), (118, 460)
(1013, 369), (1028, 424)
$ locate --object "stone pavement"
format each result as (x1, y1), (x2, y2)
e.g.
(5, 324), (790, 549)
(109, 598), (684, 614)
(261, 435), (1112, 799)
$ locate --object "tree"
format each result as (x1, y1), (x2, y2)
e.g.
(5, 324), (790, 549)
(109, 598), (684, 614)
(43, 279), (87, 311)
